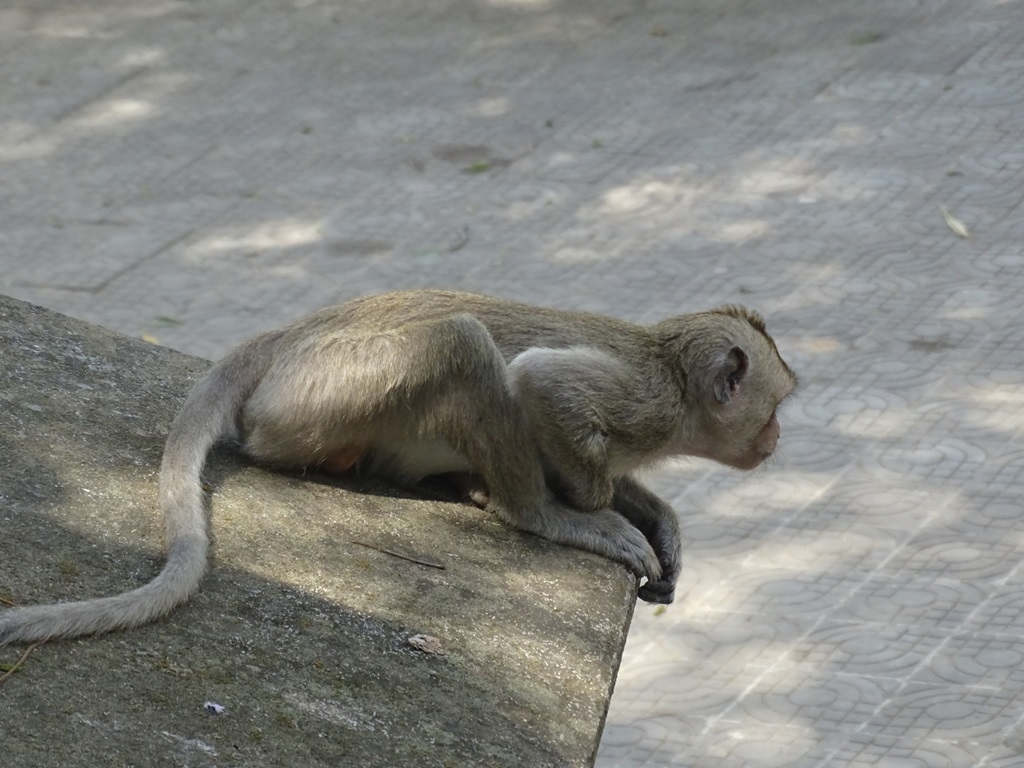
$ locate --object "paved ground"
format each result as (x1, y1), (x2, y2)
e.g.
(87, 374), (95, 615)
(2, 1), (1023, 766)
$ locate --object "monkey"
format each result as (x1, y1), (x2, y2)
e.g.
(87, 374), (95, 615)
(0, 290), (797, 645)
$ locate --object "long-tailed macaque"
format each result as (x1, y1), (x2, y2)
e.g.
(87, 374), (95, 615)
(0, 290), (797, 644)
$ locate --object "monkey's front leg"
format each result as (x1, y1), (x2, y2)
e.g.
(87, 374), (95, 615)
(506, 348), (621, 512)
(612, 477), (682, 604)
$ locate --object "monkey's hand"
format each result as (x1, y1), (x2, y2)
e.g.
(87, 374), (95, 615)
(490, 500), (662, 584)
(612, 477), (682, 605)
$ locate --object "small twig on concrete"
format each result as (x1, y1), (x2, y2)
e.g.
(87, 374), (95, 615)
(0, 641), (45, 685)
(351, 540), (446, 570)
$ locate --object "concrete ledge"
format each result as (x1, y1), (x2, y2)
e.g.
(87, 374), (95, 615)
(0, 294), (636, 767)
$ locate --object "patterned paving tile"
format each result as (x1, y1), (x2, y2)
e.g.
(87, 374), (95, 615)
(828, 731), (1019, 768)
(831, 576), (991, 630)
(863, 683), (1023, 744)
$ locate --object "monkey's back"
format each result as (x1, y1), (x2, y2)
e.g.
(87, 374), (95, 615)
(299, 290), (659, 362)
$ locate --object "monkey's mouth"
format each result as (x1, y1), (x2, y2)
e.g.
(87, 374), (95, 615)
(733, 451), (772, 471)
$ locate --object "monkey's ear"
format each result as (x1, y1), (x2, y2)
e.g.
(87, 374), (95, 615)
(712, 346), (748, 404)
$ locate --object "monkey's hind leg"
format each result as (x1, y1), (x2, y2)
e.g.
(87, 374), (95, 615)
(239, 313), (502, 474)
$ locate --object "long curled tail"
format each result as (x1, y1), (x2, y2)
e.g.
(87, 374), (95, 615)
(0, 334), (278, 645)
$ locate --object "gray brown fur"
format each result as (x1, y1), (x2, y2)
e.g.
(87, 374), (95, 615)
(0, 290), (796, 644)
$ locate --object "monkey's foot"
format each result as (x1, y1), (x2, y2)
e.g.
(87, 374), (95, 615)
(454, 473), (490, 508)
(319, 445), (366, 475)
(498, 504), (662, 583)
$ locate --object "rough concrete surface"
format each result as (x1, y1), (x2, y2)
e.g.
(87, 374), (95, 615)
(2, 0), (1024, 766)
(0, 295), (635, 767)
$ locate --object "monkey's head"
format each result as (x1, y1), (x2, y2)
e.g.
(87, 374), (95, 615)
(657, 306), (798, 470)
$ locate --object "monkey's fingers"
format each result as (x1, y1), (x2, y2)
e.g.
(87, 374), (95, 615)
(642, 535), (681, 605)
(637, 579), (676, 605)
